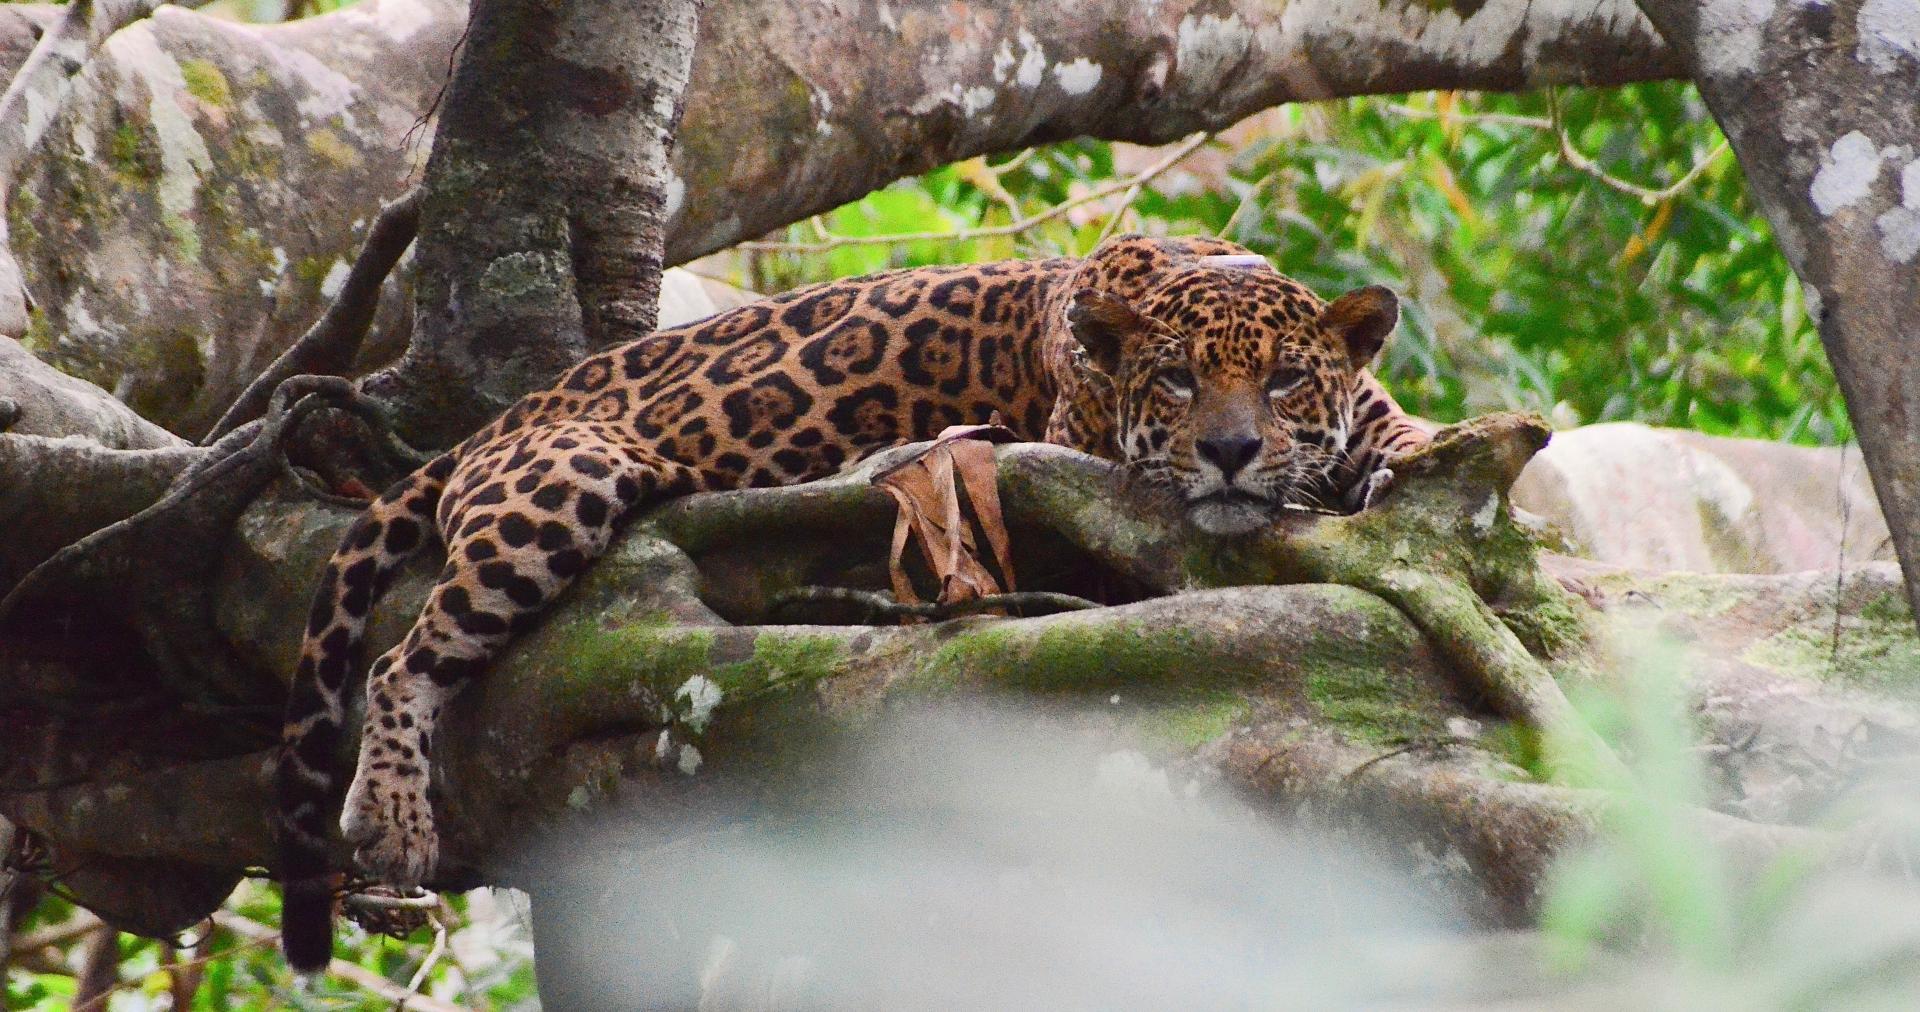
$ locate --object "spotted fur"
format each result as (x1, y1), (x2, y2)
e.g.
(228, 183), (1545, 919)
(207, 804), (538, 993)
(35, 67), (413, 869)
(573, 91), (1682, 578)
(272, 235), (1429, 970)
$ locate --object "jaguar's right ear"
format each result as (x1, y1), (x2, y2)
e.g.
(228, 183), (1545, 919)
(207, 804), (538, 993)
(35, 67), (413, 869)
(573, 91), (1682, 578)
(1066, 287), (1149, 376)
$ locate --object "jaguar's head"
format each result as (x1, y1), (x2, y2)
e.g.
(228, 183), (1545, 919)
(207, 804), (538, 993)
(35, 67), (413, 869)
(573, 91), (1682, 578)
(1067, 264), (1398, 535)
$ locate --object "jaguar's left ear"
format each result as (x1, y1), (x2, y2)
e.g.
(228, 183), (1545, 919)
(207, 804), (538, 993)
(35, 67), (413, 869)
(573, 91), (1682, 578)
(1318, 285), (1399, 367)
(1066, 287), (1151, 376)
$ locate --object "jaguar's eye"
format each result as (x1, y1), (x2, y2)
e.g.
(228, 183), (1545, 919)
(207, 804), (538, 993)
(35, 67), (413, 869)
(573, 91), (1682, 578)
(1158, 368), (1196, 400)
(1267, 367), (1307, 400)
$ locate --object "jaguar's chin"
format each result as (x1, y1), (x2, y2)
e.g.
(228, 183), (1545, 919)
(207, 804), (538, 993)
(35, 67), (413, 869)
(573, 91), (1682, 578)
(1183, 490), (1276, 536)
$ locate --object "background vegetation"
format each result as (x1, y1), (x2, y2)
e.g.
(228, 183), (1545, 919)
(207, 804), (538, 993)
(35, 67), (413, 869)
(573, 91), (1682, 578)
(736, 83), (1848, 445)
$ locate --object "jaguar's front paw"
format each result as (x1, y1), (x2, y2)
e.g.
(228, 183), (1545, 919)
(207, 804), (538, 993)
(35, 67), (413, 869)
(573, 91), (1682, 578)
(340, 765), (437, 888)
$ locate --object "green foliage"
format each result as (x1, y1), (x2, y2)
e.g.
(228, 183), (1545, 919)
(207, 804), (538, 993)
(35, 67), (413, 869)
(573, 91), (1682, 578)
(1541, 638), (1737, 966)
(742, 84), (1848, 445)
(5, 885), (538, 1009)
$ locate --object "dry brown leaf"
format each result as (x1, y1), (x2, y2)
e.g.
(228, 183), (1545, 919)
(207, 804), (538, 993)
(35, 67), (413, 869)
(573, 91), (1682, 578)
(871, 418), (1018, 616)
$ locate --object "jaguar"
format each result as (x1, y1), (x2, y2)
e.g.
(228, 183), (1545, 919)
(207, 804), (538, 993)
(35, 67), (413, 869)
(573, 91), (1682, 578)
(273, 234), (1430, 970)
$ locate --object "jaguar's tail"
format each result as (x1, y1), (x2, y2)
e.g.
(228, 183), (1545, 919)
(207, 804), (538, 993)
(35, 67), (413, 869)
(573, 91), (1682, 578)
(273, 455), (451, 972)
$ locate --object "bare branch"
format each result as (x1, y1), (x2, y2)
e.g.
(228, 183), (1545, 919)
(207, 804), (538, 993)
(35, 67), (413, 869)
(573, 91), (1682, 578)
(1546, 88), (1728, 206)
(769, 586), (1101, 621)
(737, 132), (1213, 254)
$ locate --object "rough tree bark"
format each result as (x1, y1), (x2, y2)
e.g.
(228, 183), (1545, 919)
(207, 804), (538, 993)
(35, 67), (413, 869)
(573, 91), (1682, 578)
(1629, 0), (1920, 623)
(0, 0), (1683, 437)
(363, 0), (703, 446)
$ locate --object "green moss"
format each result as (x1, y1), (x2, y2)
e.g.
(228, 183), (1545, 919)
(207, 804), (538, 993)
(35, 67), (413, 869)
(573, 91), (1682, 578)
(541, 614), (716, 702)
(162, 210), (201, 263)
(1481, 720), (1550, 781)
(222, 131), (282, 182)
(1743, 590), (1920, 697)
(180, 59), (233, 108)
(9, 187), (40, 260)
(1135, 692), (1252, 750)
(714, 632), (847, 694)
(305, 127), (363, 170)
(1496, 590), (1589, 659)
(231, 225), (278, 281)
(46, 142), (111, 228)
(110, 121), (163, 184)
(292, 255), (336, 297)
(1304, 664), (1444, 746)
(20, 307), (52, 355)
(919, 619), (1209, 694)
(534, 614), (852, 719)
(121, 326), (208, 421)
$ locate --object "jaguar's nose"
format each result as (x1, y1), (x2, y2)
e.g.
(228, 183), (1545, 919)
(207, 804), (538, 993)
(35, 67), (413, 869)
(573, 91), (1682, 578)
(1197, 435), (1262, 479)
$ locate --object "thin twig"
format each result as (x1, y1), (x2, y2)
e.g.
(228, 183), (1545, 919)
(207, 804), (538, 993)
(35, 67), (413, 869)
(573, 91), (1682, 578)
(9, 908), (104, 954)
(72, 930), (272, 1012)
(1379, 102), (1552, 130)
(1383, 95), (1728, 207)
(1090, 174), (1148, 248)
(1547, 88), (1728, 207)
(738, 133), (1212, 254)
(987, 148), (1037, 176)
(955, 155), (1028, 220)
(213, 911), (467, 1012)
(1341, 737), (1468, 783)
(771, 586), (1101, 622)
(1216, 170), (1278, 239)
(395, 912), (449, 1012)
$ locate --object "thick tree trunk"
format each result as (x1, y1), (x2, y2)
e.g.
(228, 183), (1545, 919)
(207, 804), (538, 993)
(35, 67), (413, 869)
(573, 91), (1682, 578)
(364, 0), (703, 446)
(1630, 0), (1920, 624)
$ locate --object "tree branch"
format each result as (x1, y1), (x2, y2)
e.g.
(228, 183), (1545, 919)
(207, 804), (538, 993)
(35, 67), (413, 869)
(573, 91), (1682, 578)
(8, 403), (1918, 937)
(736, 131), (1213, 254)
(362, 0), (704, 446)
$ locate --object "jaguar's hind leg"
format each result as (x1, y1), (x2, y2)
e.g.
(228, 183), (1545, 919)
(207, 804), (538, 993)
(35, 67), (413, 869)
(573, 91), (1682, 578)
(339, 427), (692, 885)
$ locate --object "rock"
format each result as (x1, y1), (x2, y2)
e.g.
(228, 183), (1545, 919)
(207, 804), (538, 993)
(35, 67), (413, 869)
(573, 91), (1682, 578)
(1513, 423), (1891, 574)
(656, 268), (759, 329)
